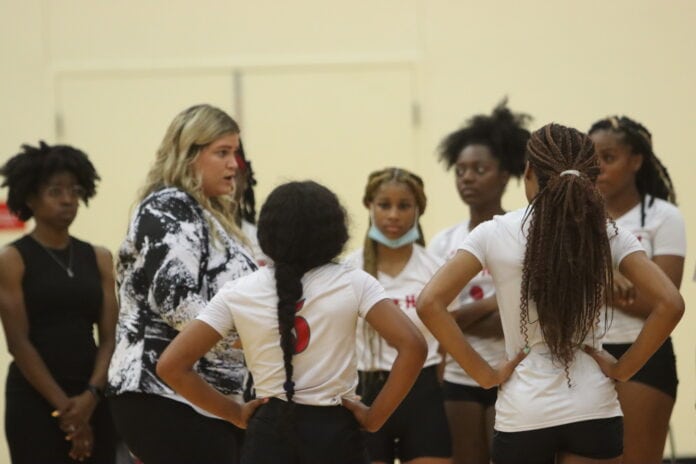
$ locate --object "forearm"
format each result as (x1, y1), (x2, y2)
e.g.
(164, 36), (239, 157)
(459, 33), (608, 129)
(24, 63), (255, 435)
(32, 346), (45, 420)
(421, 305), (498, 388)
(160, 367), (242, 424)
(11, 341), (70, 409)
(611, 289), (652, 318)
(87, 340), (114, 388)
(615, 300), (683, 381)
(367, 342), (425, 430)
(463, 311), (503, 338)
(451, 296), (497, 331)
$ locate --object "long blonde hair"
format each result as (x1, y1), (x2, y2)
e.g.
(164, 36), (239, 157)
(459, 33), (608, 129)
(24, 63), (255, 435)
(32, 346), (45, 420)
(140, 104), (245, 243)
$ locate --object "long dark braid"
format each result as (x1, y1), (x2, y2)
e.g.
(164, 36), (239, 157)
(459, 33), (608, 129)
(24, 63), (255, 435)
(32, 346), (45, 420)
(257, 181), (349, 403)
(522, 124), (614, 383)
(589, 116), (676, 226)
(235, 140), (258, 225)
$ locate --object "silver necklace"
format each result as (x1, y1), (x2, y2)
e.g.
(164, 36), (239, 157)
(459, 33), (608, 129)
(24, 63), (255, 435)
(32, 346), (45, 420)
(33, 236), (74, 278)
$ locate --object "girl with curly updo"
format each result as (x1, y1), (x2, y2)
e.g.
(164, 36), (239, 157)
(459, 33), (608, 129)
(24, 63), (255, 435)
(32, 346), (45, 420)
(158, 180), (426, 464)
(0, 142), (118, 463)
(418, 123), (683, 464)
(346, 167), (452, 464)
(589, 116), (685, 464)
(430, 100), (530, 464)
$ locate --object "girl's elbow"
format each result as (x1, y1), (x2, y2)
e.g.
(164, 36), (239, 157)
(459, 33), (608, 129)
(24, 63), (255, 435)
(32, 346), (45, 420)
(668, 293), (685, 324)
(155, 358), (175, 386)
(415, 294), (436, 320)
(411, 331), (428, 363)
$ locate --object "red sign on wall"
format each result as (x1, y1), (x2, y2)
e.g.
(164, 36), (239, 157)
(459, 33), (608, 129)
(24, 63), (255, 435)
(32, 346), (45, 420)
(0, 202), (24, 231)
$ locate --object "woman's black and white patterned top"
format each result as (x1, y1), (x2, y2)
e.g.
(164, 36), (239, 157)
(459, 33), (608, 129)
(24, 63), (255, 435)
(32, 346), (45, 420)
(107, 187), (257, 398)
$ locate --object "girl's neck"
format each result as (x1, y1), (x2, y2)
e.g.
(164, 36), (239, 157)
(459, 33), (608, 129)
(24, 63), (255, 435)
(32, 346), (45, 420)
(376, 243), (414, 278)
(605, 187), (641, 220)
(468, 202), (505, 230)
(31, 225), (71, 249)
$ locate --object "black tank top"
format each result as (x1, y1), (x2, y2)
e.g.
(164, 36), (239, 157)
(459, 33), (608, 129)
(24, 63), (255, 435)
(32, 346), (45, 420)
(6, 235), (103, 394)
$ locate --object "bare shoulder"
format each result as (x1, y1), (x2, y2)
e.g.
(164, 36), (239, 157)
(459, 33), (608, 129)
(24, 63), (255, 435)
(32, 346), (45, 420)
(92, 245), (115, 277)
(0, 245), (24, 283)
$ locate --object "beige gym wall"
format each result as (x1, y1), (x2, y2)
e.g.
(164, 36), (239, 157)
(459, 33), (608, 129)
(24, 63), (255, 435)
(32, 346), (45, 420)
(0, 0), (694, 461)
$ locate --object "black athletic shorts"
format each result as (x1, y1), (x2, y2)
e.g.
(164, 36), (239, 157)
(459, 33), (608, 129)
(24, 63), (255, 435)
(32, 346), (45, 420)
(604, 337), (678, 399)
(442, 380), (497, 407)
(242, 398), (369, 464)
(492, 416), (623, 464)
(357, 365), (452, 462)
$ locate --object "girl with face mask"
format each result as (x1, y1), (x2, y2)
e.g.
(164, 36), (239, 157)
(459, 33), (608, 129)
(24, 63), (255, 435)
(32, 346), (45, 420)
(345, 167), (453, 464)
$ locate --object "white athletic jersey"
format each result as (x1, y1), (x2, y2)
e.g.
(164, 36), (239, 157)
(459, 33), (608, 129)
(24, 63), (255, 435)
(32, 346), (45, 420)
(345, 245), (443, 371)
(429, 221), (505, 387)
(240, 220), (270, 267)
(198, 262), (386, 406)
(461, 208), (643, 432)
(603, 197), (686, 344)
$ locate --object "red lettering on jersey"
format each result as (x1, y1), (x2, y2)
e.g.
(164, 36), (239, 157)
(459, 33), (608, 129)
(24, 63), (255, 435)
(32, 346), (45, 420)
(469, 285), (484, 300)
(292, 299), (311, 354)
(392, 298), (400, 306)
(405, 295), (417, 308)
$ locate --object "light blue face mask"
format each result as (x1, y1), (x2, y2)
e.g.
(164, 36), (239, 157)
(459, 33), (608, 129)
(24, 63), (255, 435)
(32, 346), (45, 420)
(367, 209), (420, 249)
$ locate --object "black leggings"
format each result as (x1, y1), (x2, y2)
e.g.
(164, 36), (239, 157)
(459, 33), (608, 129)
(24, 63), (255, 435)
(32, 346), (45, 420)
(109, 393), (243, 464)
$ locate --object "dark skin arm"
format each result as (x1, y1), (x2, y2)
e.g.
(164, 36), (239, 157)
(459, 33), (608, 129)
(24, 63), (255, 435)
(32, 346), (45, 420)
(59, 247), (118, 457)
(0, 247), (77, 430)
(611, 255), (684, 318)
(450, 295), (497, 331)
(417, 250), (525, 389)
(464, 310), (503, 339)
(342, 299), (427, 432)
(586, 251), (684, 381)
(157, 320), (268, 429)
(0, 246), (73, 408)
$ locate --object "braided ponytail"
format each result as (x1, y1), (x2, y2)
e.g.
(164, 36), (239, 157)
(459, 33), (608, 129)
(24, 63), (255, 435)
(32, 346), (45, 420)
(522, 124), (614, 382)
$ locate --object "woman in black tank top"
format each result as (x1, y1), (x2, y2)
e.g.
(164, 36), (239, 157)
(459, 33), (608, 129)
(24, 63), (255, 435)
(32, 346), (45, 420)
(0, 142), (118, 463)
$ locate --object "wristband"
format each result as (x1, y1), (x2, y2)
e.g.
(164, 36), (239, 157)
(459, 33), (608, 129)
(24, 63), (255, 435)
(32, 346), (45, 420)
(86, 384), (103, 401)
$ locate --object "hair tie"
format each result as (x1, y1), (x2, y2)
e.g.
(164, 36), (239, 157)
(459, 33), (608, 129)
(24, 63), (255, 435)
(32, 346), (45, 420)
(283, 380), (295, 392)
(559, 170), (580, 177)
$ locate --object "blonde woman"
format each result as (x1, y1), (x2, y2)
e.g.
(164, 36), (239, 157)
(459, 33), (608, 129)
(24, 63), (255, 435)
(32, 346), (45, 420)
(107, 104), (257, 464)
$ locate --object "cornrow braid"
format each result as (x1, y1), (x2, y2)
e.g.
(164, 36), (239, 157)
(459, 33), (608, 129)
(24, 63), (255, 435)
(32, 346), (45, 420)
(522, 124), (614, 386)
(589, 116), (676, 226)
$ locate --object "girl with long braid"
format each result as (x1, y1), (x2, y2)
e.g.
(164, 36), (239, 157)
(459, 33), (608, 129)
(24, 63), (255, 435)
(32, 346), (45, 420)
(430, 101), (529, 464)
(418, 123), (683, 464)
(589, 116), (685, 464)
(346, 167), (452, 464)
(158, 180), (426, 464)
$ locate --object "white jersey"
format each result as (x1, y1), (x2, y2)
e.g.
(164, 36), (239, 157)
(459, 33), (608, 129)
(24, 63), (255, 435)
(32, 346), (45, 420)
(461, 208), (644, 432)
(198, 262), (386, 406)
(429, 221), (505, 387)
(345, 245), (443, 371)
(603, 197), (686, 344)
(240, 220), (270, 267)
